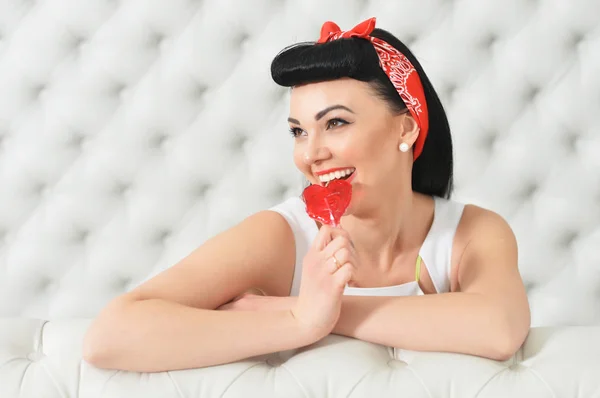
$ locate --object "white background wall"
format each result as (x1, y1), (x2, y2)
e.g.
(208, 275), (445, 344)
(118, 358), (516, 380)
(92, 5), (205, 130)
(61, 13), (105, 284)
(0, 0), (598, 327)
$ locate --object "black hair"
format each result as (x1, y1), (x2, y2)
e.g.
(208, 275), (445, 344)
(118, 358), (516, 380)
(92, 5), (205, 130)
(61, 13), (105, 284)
(270, 27), (454, 199)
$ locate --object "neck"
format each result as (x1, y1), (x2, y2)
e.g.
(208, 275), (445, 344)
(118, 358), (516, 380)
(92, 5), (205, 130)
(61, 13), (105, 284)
(340, 188), (433, 272)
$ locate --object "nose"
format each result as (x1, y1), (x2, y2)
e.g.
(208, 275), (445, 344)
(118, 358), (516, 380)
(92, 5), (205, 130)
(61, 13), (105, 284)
(302, 135), (330, 165)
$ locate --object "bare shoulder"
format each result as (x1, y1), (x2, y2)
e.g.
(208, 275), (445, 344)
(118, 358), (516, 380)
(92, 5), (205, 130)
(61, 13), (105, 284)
(458, 204), (515, 238)
(450, 203), (517, 292)
(122, 209), (296, 310)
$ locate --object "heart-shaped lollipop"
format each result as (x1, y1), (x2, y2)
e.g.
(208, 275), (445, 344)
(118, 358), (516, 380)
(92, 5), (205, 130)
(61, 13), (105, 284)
(302, 179), (352, 227)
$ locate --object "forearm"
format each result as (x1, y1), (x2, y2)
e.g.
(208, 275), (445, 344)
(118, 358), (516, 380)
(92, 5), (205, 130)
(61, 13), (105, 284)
(333, 293), (516, 361)
(83, 298), (315, 372)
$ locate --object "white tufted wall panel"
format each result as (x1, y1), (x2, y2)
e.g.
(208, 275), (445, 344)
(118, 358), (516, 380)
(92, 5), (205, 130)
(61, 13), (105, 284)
(1, 0), (599, 325)
(0, 0), (599, 396)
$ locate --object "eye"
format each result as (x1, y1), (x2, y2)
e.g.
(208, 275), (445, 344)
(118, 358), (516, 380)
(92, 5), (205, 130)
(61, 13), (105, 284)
(289, 127), (304, 137)
(288, 118), (349, 138)
(327, 118), (349, 129)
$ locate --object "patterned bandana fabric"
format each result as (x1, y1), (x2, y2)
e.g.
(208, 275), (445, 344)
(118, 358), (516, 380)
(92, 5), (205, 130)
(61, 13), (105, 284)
(317, 17), (429, 161)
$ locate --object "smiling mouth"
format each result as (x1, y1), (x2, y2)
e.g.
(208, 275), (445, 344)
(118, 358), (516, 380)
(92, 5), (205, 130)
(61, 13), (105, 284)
(318, 168), (356, 186)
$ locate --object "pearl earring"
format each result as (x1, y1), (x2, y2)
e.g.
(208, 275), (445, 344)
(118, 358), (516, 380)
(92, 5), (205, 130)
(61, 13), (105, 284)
(399, 142), (410, 152)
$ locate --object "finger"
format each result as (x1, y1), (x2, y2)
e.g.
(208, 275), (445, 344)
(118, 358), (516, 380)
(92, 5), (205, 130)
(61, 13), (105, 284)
(325, 247), (352, 271)
(325, 255), (340, 274)
(334, 263), (354, 287)
(326, 248), (358, 275)
(313, 225), (335, 251)
(313, 225), (355, 252)
(327, 230), (357, 260)
(322, 242), (358, 274)
(329, 227), (355, 250)
(322, 235), (354, 259)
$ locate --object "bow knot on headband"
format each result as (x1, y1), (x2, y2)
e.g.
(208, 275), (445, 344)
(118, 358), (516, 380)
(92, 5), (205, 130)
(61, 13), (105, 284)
(317, 17), (429, 161)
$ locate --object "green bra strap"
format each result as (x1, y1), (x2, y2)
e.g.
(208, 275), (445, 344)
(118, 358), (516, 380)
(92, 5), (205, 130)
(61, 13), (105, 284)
(415, 255), (422, 282)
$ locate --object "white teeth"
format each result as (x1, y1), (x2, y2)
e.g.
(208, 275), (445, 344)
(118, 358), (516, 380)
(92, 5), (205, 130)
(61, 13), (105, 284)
(318, 168), (355, 183)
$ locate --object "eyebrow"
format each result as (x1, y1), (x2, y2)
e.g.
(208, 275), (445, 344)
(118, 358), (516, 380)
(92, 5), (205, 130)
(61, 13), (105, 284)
(287, 104), (355, 125)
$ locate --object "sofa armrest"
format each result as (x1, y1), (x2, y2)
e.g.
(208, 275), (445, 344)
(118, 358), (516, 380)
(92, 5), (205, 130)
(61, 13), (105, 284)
(1, 318), (599, 398)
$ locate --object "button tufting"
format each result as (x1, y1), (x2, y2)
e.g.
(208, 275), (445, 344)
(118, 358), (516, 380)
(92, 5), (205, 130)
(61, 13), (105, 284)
(156, 230), (171, 244)
(565, 131), (579, 152)
(78, 39), (88, 53)
(403, 35), (416, 47)
(121, 277), (131, 289)
(112, 83), (127, 100)
(70, 133), (85, 149)
(72, 36), (86, 51)
(76, 229), (90, 242)
(159, 37), (170, 52)
(34, 182), (48, 197)
(152, 133), (169, 149)
(525, 282), (536, 292)
(37, 277), (53, 293)
(509, 363), (527, 371)
(27, 351), (45, 362)
(356, 0), (369, 11)
(33, 84), (46, 100)
(237, 32), (250, 49)
(114, 182), (131, 196)
(271, 183), (288, 200)
(266, 356), (283, 367)
(230, 134), (248, 151)
(150, 32), (165, 48)
(482, 33), (497, 49)
(484, 133), (498, 151)
(560, 231), (578, 248)
(525, 86), (540, 102)
(519, 182), (538, 200)
(191, 83), (207, 100)
(387, 359), (407, 369)
(44, 280), (57, 293)
(192, 182), (210, 197)
(572, 32), (585, 48)
(446, 84), (457, 100)
(276, 87), (288, 102)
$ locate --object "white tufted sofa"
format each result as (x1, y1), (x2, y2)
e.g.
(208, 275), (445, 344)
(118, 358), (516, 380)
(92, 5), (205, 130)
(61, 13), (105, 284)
(1, 1), (599, 397)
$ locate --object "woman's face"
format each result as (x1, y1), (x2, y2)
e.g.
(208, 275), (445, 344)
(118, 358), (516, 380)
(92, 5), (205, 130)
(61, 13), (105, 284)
(288, 78), (412, 208)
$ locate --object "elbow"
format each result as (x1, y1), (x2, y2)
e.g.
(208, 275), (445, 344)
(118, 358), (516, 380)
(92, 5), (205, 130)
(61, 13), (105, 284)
(82, 344), (103, 367)
(493, 309), (531, 362)
(82, 321), (114, 368)
(492, 334), (525, 362)
(82, 298), (135, 368)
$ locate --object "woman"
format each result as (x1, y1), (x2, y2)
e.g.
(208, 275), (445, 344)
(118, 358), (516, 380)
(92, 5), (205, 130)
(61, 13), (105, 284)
(82, 17), (531, 373)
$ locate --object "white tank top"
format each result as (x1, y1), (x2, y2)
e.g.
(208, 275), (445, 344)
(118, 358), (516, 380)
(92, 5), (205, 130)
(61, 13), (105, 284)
(268, 195), (465, 297)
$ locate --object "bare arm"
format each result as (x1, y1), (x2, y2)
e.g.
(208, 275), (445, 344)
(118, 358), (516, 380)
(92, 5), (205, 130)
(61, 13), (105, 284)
(85, 298), (314, 372)
(332, 209), (530, 361)
(83, 210), (310, 372)
(333, 293), (515, 361)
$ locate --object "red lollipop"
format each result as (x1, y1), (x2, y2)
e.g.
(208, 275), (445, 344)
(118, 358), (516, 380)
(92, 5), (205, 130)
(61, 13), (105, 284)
(302, 179), (352, 227)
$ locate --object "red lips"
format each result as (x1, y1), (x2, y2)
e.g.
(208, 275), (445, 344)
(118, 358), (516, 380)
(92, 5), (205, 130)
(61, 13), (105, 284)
(302, 179), (352, 227)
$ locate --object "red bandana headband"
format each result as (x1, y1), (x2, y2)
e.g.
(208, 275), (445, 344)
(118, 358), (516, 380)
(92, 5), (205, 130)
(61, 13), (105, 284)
(317, 17), (429, 161)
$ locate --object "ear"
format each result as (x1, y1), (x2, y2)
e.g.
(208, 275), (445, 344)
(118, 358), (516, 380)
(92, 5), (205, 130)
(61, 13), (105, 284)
(396, 112), (420, 147)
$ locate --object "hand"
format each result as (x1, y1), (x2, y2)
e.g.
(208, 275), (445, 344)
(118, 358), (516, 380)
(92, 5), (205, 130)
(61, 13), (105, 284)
(291, 225), (357, 340)
(217, 293), (296, 312)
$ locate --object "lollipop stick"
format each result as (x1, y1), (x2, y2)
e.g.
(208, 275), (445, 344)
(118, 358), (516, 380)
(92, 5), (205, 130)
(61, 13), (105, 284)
(324, 196), (338, 227)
